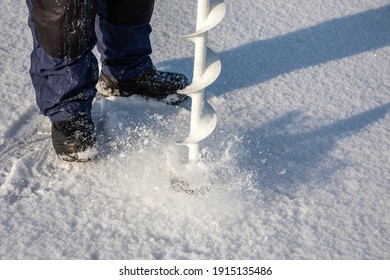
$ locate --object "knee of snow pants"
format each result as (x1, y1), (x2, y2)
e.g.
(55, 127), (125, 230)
(27, 0), (98, 122)
(31, 0), (97, 59)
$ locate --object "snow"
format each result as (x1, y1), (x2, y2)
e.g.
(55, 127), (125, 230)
(0, 0), (389, 260)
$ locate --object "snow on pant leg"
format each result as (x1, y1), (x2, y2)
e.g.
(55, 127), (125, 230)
(26, 0), (99, 122)
(96, 0), (155, 80)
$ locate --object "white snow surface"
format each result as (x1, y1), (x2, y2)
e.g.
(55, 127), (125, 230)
(0, 0), (389, 260)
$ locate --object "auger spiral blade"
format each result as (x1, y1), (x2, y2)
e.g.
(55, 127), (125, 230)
(176, 101), (217, 146)
(176, 0), (226, 163)
(182, 0), (226, 38)
(178, 47), (221, 94)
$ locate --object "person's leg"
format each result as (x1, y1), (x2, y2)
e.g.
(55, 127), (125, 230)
(95, 0), (154, 80)
(27, 0), (98, 161)
(96, 0), (188, 103)
(27, 0), (98, 122)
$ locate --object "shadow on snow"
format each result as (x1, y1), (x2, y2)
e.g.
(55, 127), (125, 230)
(161, 5), (390, 96)
(232, 102), (390, 198)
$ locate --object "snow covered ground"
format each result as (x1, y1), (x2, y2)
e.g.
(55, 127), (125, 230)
(0, 0), (389, 259)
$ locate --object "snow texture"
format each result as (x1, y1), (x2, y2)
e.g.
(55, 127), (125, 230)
(0, 0), (389, 259)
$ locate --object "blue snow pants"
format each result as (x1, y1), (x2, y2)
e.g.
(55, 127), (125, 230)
(26, 0), (155, 122)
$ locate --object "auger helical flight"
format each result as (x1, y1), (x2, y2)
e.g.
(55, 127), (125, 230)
(176, 0), (226, 162)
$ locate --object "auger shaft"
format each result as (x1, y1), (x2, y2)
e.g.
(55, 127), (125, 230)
(177, 0), (225, 162)
(188, 0), (210, 161)
(193, 0), (209, 80)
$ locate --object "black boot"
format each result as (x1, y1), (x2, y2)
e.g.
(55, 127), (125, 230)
(97, 67), (189, 104)
(51, 115), (97, 162)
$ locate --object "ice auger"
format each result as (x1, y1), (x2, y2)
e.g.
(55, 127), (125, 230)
(176, 0), (226, 162)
